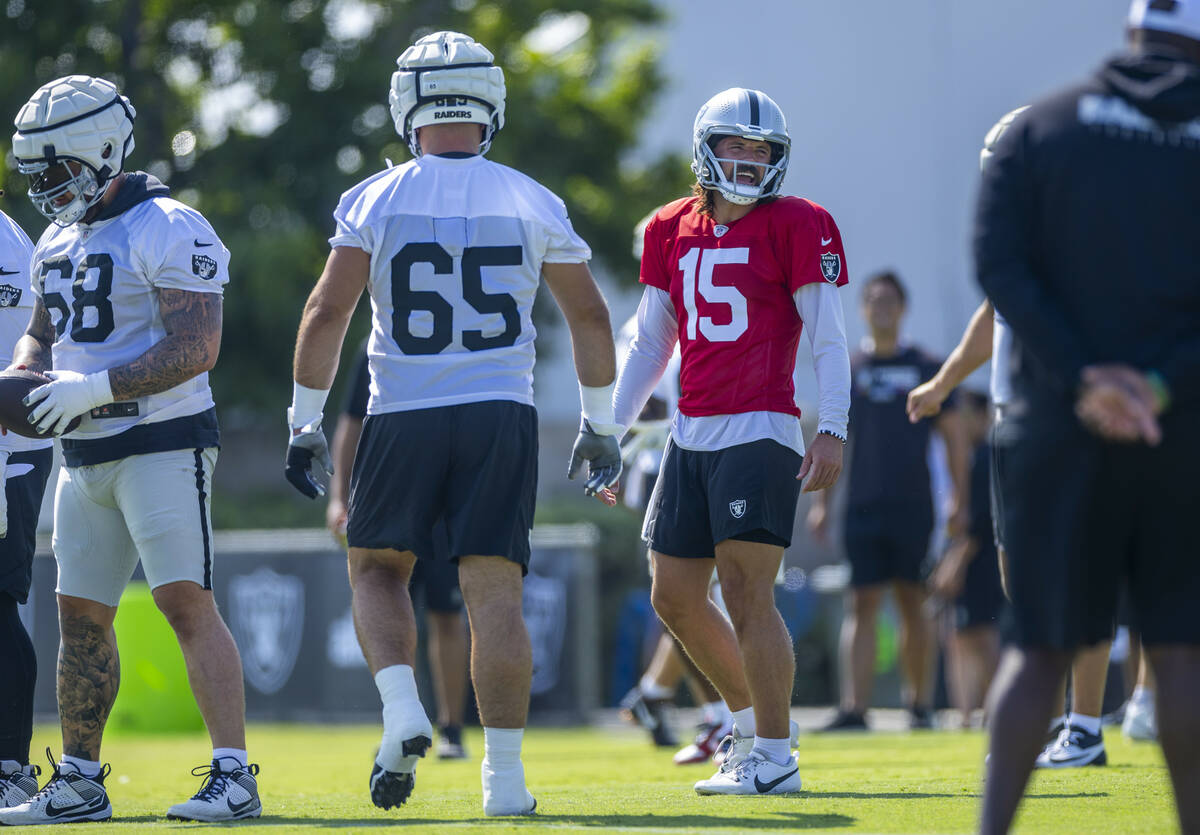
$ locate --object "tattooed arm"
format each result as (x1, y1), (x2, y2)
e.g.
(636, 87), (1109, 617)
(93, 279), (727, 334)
(10, 299), (56, 373)
(108, 289), (222, 400)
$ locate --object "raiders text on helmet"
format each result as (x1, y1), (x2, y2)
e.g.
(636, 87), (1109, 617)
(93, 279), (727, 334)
(389, 31), (506, 158)
(12, 75), (136, 226)
(980, 105), (1029, 172)
(691, 88), (790, 206)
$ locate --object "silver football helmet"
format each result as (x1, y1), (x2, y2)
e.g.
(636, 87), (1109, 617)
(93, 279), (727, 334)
(980, 105), (1029, 172)
(691, 88), (790, 206)
(389, 31), (506, 158)
(12, 75), (136, 226)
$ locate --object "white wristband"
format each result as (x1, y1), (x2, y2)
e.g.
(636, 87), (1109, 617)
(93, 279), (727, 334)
(86, 370), (113, 409)
(289, 382), (330, 430)
(579, 382), (616, 427)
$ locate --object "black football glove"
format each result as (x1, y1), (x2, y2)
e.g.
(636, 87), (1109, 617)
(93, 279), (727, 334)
(567, 418), (623, 496)
(285, 419), (333, 499)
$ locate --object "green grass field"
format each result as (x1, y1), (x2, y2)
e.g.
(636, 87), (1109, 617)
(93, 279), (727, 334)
(28, 722), (1176, 833)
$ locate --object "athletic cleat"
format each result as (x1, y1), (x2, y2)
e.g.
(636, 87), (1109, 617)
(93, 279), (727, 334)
(1046, 717), (1066, 745)
(167, 759), (261, 821)
(481, 760), (536, 816)
(618, 686), (677, 747)
(710, 720), (800, 770)
(1035, 727), (1107, 768)
(909, 706), (934, 730)
(370, 735), (431, 809)
(0, 764), (39, 809)
(0, 752), (111, 825)
(694, 751), (802, 796)
(820, 710), (868, 732)
(437, 725), (468, 760)
(675, 718), (734, 765)
(1122, 693), (1157, 742)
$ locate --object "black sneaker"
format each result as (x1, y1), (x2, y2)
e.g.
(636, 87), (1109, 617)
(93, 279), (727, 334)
(909, 706), (934, 730)
(619, 687), (677, 747)
(820, 710), (868, 732)
(1035, 726), (1107, 768)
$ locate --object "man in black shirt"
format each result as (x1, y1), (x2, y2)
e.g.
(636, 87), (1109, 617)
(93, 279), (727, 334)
(975, 2), (1200, 832)
(809, 271), (967, 730)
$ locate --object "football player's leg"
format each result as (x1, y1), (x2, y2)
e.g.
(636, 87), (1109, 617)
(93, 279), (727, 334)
(422, 532), (469, 760)
(893, 580), (936, 721)
(1146, 646), (1200, 833)
(841, 585), (883, 719)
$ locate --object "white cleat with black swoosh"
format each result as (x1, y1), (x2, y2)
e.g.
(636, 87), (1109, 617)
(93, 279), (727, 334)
(167, 759), (262, 821)
(0, 752), (112, 825)
(694, 751), (802, 796)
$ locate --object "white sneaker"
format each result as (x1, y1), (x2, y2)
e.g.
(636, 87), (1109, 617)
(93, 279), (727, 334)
(0, 764), (40, 808)
(694, 751), (802, 796)
(370, 703), (433, 809)
(167, 759), (262, 821)
(481, 760), (536, 816)
(0, 758), (111, 824)
(1122, 693), (1157, 741)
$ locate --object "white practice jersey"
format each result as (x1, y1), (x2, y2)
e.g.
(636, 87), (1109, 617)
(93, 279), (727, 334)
(30, 180), (228, 440)
(330, 154), (590, 413)
(0, 211), (51, 453)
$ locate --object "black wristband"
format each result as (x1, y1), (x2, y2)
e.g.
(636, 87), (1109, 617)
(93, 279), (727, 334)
(817, 428), (846, 445)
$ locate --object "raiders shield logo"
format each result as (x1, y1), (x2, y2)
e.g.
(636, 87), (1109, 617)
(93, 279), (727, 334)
(820, 252), (842, 283)
(0, 284), (22, 307)
(192, 253), (218, 279)
(729, 499), (747, 519)
(229, 568), (305, 695)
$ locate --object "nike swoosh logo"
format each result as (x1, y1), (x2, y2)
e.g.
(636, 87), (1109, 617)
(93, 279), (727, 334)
(754, 768), (798, 793)
(227, 796), (257, 815)
(0, 268), (18, 276)
(194, 239), (215, 248)
(820, 237), (833, 246)
(46, 795), (105, 818)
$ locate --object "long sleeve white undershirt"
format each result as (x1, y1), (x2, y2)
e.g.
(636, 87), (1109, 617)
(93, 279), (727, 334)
(612, 283), (851, 456)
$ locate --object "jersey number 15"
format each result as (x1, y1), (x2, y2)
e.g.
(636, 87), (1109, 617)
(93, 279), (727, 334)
(679, 247), (748, 343)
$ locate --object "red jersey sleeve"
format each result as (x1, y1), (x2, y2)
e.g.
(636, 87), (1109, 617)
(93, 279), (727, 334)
(638, 211), (672, 292)
(785, 200), (849, 293)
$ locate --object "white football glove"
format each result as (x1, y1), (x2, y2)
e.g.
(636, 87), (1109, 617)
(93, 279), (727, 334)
(25, 369), (112, 435)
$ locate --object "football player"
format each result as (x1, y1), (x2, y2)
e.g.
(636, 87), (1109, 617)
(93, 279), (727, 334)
(286, 31), (621, 816)
(612, 88), (851, 795)
(0, 206), (53, 809)
(0, 76), (260, 825)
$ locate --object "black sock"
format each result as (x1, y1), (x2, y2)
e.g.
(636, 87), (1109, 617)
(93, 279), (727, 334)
(0, 593), (36, 764)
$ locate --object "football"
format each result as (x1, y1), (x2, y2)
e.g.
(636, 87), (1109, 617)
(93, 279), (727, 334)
(0, 369), (82, 438)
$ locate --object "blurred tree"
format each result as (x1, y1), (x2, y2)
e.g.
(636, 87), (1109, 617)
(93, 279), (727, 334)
(0, 0), (691, 418)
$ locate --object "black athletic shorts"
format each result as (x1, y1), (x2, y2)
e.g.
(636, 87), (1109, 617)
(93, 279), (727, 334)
(997, 405), (1200, 649)
(643, 438), (801, 559)
(409, 521), (462, 613)
(842, 503), (934, 587)
(346, 401), (538, 572)
(953, 544), (1005, 631)
(0, 448), (53, 604)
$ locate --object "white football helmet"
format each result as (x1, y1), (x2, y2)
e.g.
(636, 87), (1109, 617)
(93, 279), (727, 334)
(389, 31), (506, 158)
(980, 105), (1029, 172)
(691, 88), (790, 206)
(12, 75), (136, 226)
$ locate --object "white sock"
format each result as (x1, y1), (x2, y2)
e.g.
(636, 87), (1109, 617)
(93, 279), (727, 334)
(1131, 685), (1150, 705)
(638, 674), (673, 701)
(375, 665), (429, 770)
(376, 664), (420, 707)
(1049, 714), (1067, 732)
(701, 701), (730, 726)
(60, 755), (102, 778)
(482, 727), (524, 770)
(731, 706), (756, 738)
(1069, 713), (1102, 736)
(751, 736), (792, 766)
(212, 748), (248, 770)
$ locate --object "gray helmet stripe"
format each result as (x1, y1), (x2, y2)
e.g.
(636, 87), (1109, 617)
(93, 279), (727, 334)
(748, 90), (760, 128)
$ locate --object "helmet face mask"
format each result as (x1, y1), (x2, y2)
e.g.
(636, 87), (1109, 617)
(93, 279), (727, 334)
(388, 31), (506, 158)
(692, 88), (790, 206)
(11, 74), (136, 226)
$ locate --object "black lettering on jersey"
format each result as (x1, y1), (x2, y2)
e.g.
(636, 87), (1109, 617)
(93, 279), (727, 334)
(0, 284), (22, 307)
(389, 242), (522, 355)
(192, 254), (218, 279)
(38, 254), (115, 343)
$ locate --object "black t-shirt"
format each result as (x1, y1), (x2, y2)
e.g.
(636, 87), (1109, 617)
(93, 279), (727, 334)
(342, 342), (370, 419)
(846, 346), (944, 511)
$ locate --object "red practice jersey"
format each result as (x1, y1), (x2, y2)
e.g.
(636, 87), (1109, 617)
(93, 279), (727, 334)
(639, 196), (849, 418)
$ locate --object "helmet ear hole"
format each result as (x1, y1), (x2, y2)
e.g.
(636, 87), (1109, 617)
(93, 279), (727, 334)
(101, 143), (113, 160)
